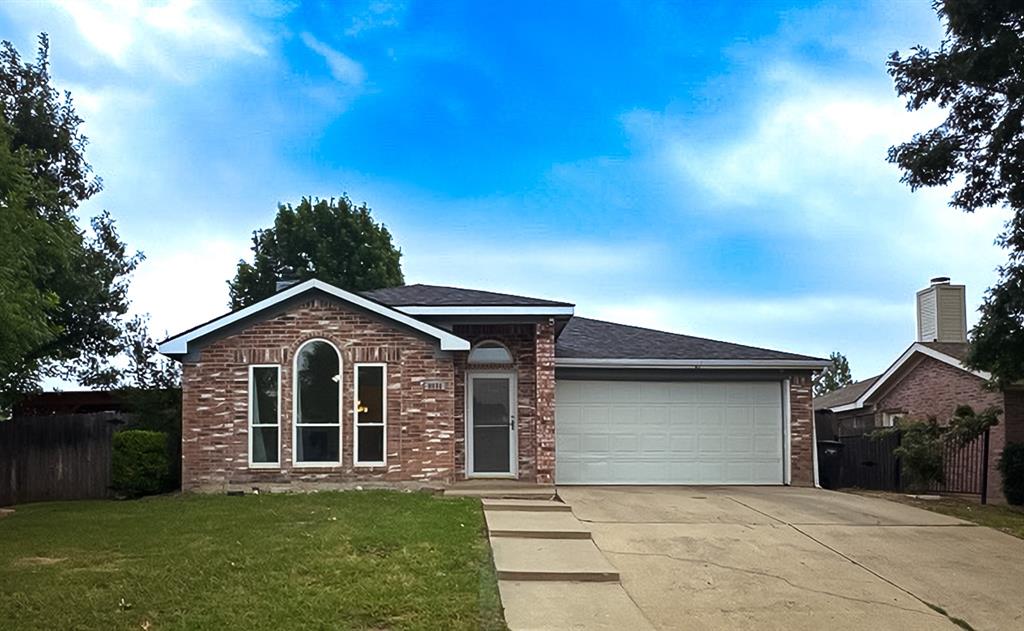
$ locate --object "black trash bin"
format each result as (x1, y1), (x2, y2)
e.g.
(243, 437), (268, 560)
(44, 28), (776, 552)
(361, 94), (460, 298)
(817, 440), (844, 490)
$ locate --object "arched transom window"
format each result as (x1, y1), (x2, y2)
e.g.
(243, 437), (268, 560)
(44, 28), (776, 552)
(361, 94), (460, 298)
(468, 341), (513, 364)
(294, 339), (342, 465)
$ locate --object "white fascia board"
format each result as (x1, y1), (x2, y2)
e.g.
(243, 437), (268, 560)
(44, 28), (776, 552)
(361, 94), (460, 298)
(828, 402), (862, 413)
(157, 279), (471, 356)
(396, 305), (575, 316)
(555, 357), (831, 370)
(837, 342), (990, 412)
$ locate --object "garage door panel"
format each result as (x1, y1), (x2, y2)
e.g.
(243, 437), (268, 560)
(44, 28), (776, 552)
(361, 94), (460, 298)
(726, 434), (754, 452)
(754, 434), (781, 454)
(639, 433), (669, 452)
(697, 434), (724, 453)
(556, 380), (784, 485)
(669, 434), (696, 453)
(669, 406), (698, 425)
(579, 433), (610, 453)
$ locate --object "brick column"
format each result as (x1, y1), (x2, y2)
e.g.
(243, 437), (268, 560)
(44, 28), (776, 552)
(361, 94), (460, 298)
(789, 374), (815, 486)
(534, 320), (556, 484)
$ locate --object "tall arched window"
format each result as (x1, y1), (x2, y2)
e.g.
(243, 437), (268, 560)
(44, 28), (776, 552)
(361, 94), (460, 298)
(468, 340), (513, 364)
(294, 339), (342, 465)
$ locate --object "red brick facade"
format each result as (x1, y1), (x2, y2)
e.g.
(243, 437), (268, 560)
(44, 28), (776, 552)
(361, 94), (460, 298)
(178, 295), (813, 491)
(181, 297), (459, 492)
(180, 297), (559, 491)
(450, 321), (555, 483)
(789, 374), (815, 486)
(872, 355), (1018, 503)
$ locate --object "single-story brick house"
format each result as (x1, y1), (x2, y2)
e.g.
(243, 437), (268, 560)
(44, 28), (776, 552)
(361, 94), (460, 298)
(814, 277), (1024, 503)
(158, 279), (828, 492)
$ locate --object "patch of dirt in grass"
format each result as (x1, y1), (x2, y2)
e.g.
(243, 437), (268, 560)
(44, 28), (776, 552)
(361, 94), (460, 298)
(64, 554), (127, 573)
(14, 556), (66, 566)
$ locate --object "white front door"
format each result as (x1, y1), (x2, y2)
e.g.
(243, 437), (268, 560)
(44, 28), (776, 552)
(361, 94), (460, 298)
(555, 380), (785, 485)
(467, 373), (517, 477)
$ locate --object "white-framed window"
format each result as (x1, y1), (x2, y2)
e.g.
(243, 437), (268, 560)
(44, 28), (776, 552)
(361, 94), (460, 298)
(468, 340), (513, 364)
(882, 412), (904, 427)
(354, 363), (386, 466)
(293, 339), (342, 466)
(248, 364), (281, 467)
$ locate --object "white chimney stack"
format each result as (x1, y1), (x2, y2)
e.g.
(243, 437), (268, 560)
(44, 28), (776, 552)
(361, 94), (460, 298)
(916, 277), (967, 343)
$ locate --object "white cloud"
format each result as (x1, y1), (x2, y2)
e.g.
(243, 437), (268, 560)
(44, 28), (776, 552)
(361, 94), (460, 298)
(129, 234), (250, 341)
(345, 1), (405, 37)
(612, 63), (1011, 376)
(11, 0), (268, 82)
(582, 293), (910, 380)
(300, 32), (366, 87)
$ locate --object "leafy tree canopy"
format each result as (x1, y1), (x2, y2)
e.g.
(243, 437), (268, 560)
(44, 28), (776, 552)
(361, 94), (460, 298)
(0, 34), (140, 410)
(814, 351), (853, 397)
(888, 1), (1024, 387)
(228, 196), (404, 309)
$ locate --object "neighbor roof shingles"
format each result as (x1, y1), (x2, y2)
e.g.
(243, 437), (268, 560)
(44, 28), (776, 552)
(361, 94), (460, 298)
(919, 341), (971, 362)
(812, 376), (880, 411)
(556, 316), (825, 362)
(360, 284), (574, 307)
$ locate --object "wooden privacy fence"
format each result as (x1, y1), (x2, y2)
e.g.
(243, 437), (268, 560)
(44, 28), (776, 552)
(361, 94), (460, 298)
(837, 431), (902, 491)
(0, 413), (122, 506)
(835, 428), (991, 503)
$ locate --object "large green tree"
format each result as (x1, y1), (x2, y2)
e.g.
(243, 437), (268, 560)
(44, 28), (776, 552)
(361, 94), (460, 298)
(228, 196), (404, 309)
(814, 351), (854, 397)
(888, 1), (1024, 387)
(0, 35), (140, 410)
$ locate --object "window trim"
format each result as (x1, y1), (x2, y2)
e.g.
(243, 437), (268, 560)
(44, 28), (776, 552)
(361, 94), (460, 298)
(248, 364), (281, 469)
(882, 411), (904, 428)
(468, 339), (514, 365)
(354, 362), (388, 467)
(292, 338), (343, 468)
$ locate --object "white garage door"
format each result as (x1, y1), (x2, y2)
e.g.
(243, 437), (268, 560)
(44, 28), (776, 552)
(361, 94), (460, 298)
(555, 380), (785, 485)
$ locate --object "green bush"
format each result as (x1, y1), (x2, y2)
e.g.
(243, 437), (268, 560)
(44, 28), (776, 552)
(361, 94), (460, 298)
(112, 430), (170, 498)
(999, 442), (1024, 505)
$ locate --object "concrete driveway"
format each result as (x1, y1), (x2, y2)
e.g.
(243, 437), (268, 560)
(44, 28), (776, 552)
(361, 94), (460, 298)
(556, 486), (1024, 631)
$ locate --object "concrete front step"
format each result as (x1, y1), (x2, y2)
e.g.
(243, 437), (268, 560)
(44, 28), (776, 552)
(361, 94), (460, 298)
(444, 488), (556, 500)
(481, 498), (572, 512)
(499, 581), (654, 631)
(486, 509), (591, 539)
(490, 537), (620, 582)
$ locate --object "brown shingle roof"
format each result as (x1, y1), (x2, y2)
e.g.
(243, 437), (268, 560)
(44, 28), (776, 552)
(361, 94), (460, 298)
(360, 284), (574, 307)
(813, 375), (880, 411)
(557, 316), (826, 362)
(919, 341), (971, 362)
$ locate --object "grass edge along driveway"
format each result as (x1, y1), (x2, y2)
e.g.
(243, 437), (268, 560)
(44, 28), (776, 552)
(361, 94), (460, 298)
(855, 490), (1024, 539)
(0, 490), (507, 631)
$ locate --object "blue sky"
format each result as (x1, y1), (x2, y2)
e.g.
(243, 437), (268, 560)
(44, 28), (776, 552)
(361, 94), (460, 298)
(1, 0), (1011, 380)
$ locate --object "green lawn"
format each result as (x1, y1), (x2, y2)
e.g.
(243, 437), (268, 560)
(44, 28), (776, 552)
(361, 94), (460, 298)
(859, 491), (1024, 539)
(0, 490), (507, 631)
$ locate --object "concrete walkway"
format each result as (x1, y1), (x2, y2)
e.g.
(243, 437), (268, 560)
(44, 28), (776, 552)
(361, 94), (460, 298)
(559, 486), (1024, 631)
(482, 497), (655, 630)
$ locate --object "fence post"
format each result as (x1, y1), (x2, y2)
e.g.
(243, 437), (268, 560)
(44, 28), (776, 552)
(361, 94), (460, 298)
(981, 427), (990, 505)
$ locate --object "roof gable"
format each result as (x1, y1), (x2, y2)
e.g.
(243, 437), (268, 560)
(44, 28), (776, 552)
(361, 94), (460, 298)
(827, 342), (989, 412)
(158, 279), (471, 357)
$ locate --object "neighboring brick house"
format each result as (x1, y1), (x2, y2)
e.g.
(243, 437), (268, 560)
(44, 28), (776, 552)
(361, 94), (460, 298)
(815, 278), (1024, 503)
(159, 279), (827, 492)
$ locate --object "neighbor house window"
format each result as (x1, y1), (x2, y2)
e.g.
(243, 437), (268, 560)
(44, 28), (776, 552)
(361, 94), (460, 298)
(354, 364), (386, 465)
(468, 341), (513, 364)
(294, 339), (342, 465)
(882, 412), (904, 427)
(249, 365), (280, 466)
